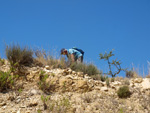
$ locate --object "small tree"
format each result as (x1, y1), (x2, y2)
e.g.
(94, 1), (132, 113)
(99, 50), (124, 77)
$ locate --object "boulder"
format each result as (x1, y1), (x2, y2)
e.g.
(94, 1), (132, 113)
(101, 87), (108, 91)
(77, 80), (88, 88)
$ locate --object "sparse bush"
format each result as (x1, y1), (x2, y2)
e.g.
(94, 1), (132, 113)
(0, 71), (18, 91)
(91, 74), (101, 80)
(106, 78), (110, 86)
(100, 75), (108, 82)
(41, 95), (71, 113)
(81, 93), (93, 103)
(146, 75), (150, 78)
(117, 86), (131, 98)
(126, 70), (134, 78)
(41, 95), (50, 110)
(5, 44), (33, 69)
(34, 49), (67, 68)
(0, 57), (5, 66)
(47, 57), (67, 69)
(38, 71), (55, 94)
(99, 50), (125, 77)
(70, 63), (101, 76)
(34, 49), (48, 67)
(111, 77), (115, 82)
(122, 78), (130, 86)
(38, 71), (49, 93)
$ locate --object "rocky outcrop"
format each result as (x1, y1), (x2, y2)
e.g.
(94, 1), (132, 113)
(0, 64), (150, 113)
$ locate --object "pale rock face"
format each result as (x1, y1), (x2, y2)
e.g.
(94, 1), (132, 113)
(59, 78), (73, 86)
(134, 78), (143, 83)
(112, 81), (121, 86)
(101, 87), (108, 91)
(76, 80), (88, 88)
(77, 72), (84, 77)
(1, 63), (150, 113)
(141, 78), (150, 90)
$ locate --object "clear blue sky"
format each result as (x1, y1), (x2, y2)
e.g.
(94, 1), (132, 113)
(0, 0), (150, 77)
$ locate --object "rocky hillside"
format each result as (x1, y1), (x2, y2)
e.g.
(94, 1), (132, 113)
(0, 61), (150, 113)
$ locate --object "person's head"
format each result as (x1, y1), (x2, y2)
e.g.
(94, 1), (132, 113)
(61, 48), (67, 55)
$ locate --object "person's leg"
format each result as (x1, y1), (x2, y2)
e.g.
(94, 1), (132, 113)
(77, 56), (83, 63)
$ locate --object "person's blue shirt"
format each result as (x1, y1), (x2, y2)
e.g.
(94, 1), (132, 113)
(67, 49), (82, 60)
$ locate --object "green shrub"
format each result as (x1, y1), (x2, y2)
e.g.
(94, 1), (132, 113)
(5, 44), (33, 68)
(70, 63), (101, 76)
(38, 71), (55, 94)
(0, 58), (5, 66)
(38, 71), (49, 93)
(0, 71), (18, 91)
(100, 75), (108, 82)
(106, 78), (110, 86)
(117, 86), (131, 98)
(111, 77), (115, 82)
(40, 95), (71, 113)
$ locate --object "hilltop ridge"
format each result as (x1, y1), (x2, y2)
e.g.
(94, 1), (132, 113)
(0, 59), (150, 113)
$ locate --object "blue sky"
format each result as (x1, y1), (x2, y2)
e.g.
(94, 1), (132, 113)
(0, 0), (150, 77)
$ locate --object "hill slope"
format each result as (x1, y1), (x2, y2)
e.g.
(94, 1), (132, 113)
(0, 62), (150, 113)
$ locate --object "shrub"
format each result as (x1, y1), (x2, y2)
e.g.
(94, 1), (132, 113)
(81, 93), (93, 103)
(38, 71), (49, 93)
(34, 49), (67, 68)
(106, 78), (110, 86)
(99, 50), (125, 77)
(47, 57), (67, 69)
(111, 77), (115, 82)
(34, 49), (47, 67)
(40, 96), (71, 113)
(0, 71), (18, 91)
(100, 75), (108, 82)
(70, 63), (101, 76)
(5, 44), (33, 68)
(117, 86), (131, 98)
(0, 58), (5, 66)
(126, 70), (134, 78)
(38, 71), (55, 94)
(146, 75), (150, 78)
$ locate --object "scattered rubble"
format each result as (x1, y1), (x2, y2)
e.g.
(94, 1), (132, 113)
(0, 62), (150, 113)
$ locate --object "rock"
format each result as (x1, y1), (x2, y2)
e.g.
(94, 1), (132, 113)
(111, 85), (117, 90)
(28, 100), (38, 107)
(134, 78), (143, 83)
(59, 78), (73, 86)
(77, 80), (87, 88)
(63, 68), (72, 75)
(45, 65), (50, 70)
(15, 96), (21, 104)
(94, 86), (101, 90)
(77, 72), (84, 77)
(0, 102), (6, 106)
(72, 71), (77, 75)
(66, 75), (74, 79)
(112, 81), (121, 86)
(101, 87), (108, 91)
(29, 89), (39, 96)
(141, 78), (150, 90)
